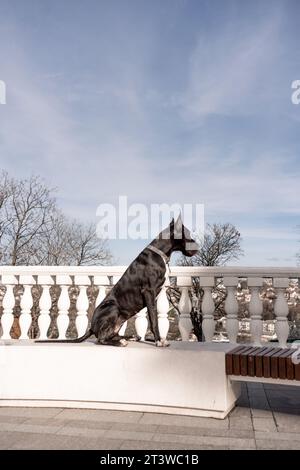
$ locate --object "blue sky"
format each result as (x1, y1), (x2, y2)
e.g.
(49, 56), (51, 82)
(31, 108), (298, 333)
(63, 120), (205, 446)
(0, 0), (300, 265)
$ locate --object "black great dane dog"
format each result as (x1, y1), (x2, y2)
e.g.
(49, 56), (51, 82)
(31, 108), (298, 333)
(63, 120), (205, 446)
(37, 215), (198, 347)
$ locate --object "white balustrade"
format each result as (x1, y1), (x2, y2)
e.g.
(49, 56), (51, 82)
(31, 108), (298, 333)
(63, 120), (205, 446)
(19, 275), (35, 339)
(38, 275), (54, 340)
(75, 275), (90, 338)
(135, 307), (148, 340)
(1, 266), (300, 347)
(94, 275), (109, 307)
(1, 275), (18, 339)
(200, 277), (216, 342)
(248, 278), (263, 346)
(56, 275), (72, 339)
(157, 277), (170, 340)
(177, 276), (193, 341)
(224, 277), (239, 344)
(274, 278), (290, 348)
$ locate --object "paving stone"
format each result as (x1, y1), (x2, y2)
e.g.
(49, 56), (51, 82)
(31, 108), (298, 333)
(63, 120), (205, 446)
(0, 407), (63, 418)
(156, 424), (254, 439)
(139, 413), (229, 429)
(229, 416), (253, 431)
(229, 439), (256, 450)
(0, 415), (27, 424)
(57, 408), (142, 423)
(2, 430), (122, 450)
(252, 417), (277, 432)
(57, 426), (107, 438)
(28, 416), (114, 430)
(110, 422), (158, 433)
(78, 438), (123, 450)
(255, 431), (300, 442)
(0, 431), (20, 450)
(273, 412), (300, 432)
(13, 423), (64, 434)
(264, 384), (300, 393)
(120, 440), (220, 450)
(251, 408), (274, 418)
(152, 433), (230, 447)
(247, 383), (264, 390)
(105, 429), (155, 442)
(230, 407), (252, 418)
(271, 406), (300, 416)
(153, 432), (256, 450)
(0, 423), (18, 432)
(256, 439), (300, 450)
(249, 398), (271, 411)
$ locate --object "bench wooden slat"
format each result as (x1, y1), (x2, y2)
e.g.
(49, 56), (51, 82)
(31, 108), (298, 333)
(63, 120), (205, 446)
(232, 346), (255, 375)
(263, 348), (282, 378)
(295, 362), (300, 381)
(286, 354), (295, 380)
(255, 347), (275, 377)
(225, 346), (246, 375)
(271, 348), (290, 379)
(247, 347), (262, 377)
(240, 347), (257, 376)
(278, 349), (295, 379)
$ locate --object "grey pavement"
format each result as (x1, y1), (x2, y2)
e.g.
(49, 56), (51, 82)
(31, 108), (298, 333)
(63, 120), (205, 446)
(0, 383), (299, 450)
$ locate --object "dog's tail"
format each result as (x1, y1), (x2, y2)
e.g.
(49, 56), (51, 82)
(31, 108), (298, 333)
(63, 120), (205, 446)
(35, 329), (93, 344)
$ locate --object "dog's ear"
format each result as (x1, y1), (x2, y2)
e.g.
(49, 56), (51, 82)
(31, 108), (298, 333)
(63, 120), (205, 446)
(174, 213), (183, 239)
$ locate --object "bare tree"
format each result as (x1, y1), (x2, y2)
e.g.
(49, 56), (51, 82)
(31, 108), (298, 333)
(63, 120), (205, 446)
(0, 171), (12, 247)
(37, 211), (112, 266)
(1, 175), (55, 265)
(178, 223), (243, 267)
(66, 219), (112, 266)
(0, 173), (112, 266)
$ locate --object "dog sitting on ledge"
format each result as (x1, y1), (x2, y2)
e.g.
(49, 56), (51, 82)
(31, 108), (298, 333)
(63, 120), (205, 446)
(37, 215), (198, 347)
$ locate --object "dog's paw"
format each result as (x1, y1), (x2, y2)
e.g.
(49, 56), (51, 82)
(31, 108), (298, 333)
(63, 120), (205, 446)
(120, 339), (128, 347)
(156, 339), (170, 347)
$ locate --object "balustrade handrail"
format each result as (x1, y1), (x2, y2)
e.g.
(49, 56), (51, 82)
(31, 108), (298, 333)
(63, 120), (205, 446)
(0, 265), (300, 278)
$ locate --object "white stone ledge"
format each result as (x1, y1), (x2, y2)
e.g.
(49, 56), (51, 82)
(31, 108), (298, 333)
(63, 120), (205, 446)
(0, 341), (240, 419)
(1, 265), (300, 278)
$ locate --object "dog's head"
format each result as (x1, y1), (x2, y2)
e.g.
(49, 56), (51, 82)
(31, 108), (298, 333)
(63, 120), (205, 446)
(159, 214), (199, 257)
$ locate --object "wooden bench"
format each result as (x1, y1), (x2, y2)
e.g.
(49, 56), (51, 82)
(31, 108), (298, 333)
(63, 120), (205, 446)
(226, 345), (300, 382)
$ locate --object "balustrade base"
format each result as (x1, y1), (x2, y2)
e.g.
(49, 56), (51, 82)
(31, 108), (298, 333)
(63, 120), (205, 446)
(0, 341), (240, 419)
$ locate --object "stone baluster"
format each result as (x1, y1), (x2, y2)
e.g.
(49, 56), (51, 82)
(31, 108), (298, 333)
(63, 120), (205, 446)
(224, 277), (239, 343)
(75, 275), (91, 338)
(200, 277), (215, 342)
(248, 277), (263, 346)
(19, 275), (35, 339)
(157, 276), (170, 340)
(135, 307), (148, 340)
(56, 275), (72, 339)
(38, 275), (54, 340)
(177, 276), (193, 341)
(1, 275), (18, 340)
(274, 278), (290, 348)
(94, 275), (109, 308)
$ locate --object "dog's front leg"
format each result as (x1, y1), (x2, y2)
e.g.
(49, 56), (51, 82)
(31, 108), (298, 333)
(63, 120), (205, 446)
(142, 289), (169, 347)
